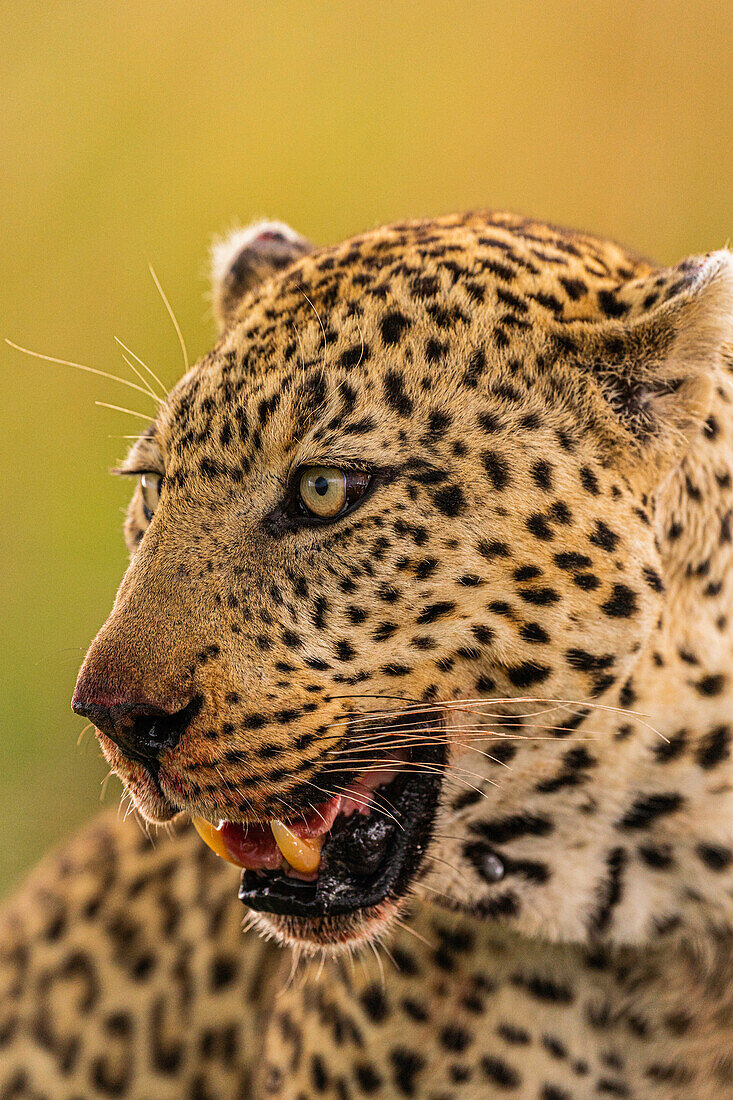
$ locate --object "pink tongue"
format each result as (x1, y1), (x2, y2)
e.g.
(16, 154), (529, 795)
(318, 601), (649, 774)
(219, 821), (281, 870)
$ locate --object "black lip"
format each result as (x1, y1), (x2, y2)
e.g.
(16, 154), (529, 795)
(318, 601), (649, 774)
(238, 742), (445, 918)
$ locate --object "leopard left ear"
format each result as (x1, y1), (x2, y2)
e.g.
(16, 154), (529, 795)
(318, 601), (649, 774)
(566, 250), (733, 484)
(211, 220), (314, 332)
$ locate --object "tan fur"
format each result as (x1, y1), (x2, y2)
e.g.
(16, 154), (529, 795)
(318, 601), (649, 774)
(3, 212), (733, 1097)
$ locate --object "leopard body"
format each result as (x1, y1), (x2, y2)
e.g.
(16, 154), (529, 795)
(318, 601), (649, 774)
(2, 211), (733, 1098)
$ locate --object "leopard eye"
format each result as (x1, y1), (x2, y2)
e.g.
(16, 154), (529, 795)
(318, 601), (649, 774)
(140, 472), (163, 520)
(298, 466), (370, 519)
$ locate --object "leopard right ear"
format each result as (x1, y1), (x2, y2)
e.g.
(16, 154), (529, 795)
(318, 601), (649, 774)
(211, 220), (314, 332)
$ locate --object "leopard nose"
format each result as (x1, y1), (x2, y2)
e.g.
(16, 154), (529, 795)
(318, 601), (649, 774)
(72, 694), (201, 768)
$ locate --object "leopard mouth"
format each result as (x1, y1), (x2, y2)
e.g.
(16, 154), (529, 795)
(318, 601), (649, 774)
(192, 742), (445, 920)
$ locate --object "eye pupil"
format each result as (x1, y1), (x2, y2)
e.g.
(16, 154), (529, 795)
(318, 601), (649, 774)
(314, 476), (329, 496)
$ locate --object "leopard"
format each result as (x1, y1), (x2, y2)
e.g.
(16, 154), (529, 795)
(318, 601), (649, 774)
(2, 209), (733, 1099)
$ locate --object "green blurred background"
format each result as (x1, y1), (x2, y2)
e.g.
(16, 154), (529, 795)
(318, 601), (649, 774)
(2, 1), (732, 895)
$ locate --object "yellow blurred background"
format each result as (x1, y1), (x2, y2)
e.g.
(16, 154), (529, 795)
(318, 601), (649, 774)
(2, 0), (732, 895)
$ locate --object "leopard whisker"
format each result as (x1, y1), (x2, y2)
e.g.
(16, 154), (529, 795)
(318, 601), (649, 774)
(296, 283), (329, 370)
(113, 336), (168, 398)
(95, 401), (154, 421)
(76, 722), (94, 747)
(119, 352), (165, 404)
(368, 937), (387, 989)
(320, 761), (499, 798)
(390, 915), (436, 951)
(148, 263), (189, 373)
(327, 694), (655, 726)
(6, 339), (159, 403)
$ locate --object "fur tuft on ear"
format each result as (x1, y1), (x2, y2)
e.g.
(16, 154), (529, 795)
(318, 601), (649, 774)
(566, 250), (733, 483)
(211, 220), (314, 332)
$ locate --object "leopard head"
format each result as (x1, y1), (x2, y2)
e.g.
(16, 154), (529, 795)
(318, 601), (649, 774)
(73, 213), (733, 952)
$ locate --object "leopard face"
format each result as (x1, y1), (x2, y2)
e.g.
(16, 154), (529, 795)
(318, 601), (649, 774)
(73, 213), (733, 953)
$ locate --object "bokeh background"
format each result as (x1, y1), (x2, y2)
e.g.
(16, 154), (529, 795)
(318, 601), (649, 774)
(2, 0), (732, 895)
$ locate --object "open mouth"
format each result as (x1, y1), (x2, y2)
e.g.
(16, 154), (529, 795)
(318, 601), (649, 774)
(191, 740), (445, 920)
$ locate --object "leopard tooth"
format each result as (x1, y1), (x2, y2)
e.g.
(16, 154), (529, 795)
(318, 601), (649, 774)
(191, 816), (243, 867)
(270, 820), (322, 874)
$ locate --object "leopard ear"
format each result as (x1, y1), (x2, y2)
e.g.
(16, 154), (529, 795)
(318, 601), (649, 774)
(211, 220), (314, 332)
(565, 250), (733, 484)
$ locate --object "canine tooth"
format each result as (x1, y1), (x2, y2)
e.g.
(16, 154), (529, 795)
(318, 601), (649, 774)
(270, 820), (322, 874)
(191, 816), (242, 867)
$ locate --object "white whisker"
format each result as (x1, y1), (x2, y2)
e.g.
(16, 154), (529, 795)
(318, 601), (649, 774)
(114, 336), (168, 397)
(149, 263), (189, 373)
(6, 339), (158, 403)
(95, 401), (153, 421)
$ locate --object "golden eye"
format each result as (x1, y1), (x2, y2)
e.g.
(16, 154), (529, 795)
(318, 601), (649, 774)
(298, 466), (370, 519)
(140, 472), (163, 520)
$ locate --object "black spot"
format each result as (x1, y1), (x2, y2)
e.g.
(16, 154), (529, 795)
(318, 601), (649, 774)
(383, 370), (413, 416)
(619, 792), (684, 830)
(511, 974), (573, 1004)
(518, 586), (560, 606)
(480, 1055), (521, 1088)
(590, 847), (626, 933)
(355, 1064), (383, 1093)
(520, 622), (549, 644)
(210, 955), (237, 991)
(697, 725), (730, 769)
(566, 649), (614, 674)
(335, 639), (356, 661)
(427, 409), (451, 436)
(380, 310), (410, 345)
(474, 812), (553, 844)
(589, 521), (619, 552)
(654, 729), (687, 762)
(601, 585), (638, 618)
(696, 843), (733, 871)
(425, 338), (447, 363)
(477, 539), (511, 560)
(482, 450), (511, 490)
(526, 513), (555, 541)
(694, 674), (726, 697)
(560, 276), (587, 300)
(554, 551), (592, 571)
(531, 460), (553, 490)
(496, 1024), (530, 1045)
(340, 343), (369, 368)
(390, 1048), (425, 1096)
(440, 1025), (471, 1053)
(638, 844), (675, 870)
(507, 662), (550, 688)
(580, 466), (600, 495)
(514, 564), (542, 582)
(360, 984), (389, 1023)
(642, 566), (664, 593)
(433, 485), (466, 516)
(478, 410), (501, 433)
(573, 572), (600, 591)
(416, 601), (455, 624)
(311, 1054), (329, 1091)
(598, 289), (630, 318)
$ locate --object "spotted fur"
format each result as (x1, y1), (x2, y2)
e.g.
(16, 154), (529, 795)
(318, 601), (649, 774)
(2, 211), (733, 1097)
